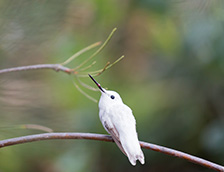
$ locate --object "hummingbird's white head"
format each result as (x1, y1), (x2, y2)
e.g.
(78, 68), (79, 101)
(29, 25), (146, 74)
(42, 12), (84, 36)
(99, 89), (123, 106)
(88, 74), (123, 108)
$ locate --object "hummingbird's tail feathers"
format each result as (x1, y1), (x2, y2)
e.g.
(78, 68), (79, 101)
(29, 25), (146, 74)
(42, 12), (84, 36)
(129, 157), (137, 166)
(137, 150), (145, 165)
(110, 131), (145, 166)
(119, 134), (145, 166)
(127, 150), (145, 166)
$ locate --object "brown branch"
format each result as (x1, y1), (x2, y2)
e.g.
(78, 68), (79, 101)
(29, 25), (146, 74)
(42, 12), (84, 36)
(0, 132), (223, 171)
(0, 64), (73, 74)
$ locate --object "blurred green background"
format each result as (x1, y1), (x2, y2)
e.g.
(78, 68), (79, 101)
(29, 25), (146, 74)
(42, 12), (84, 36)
(0, 0), (224, 171)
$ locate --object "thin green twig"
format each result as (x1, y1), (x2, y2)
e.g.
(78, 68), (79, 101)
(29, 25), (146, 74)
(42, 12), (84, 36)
(94, 62), (110, 76)
(74, 28), (117, 70)
(72, 80), (98, 103)
(61, 42), (101, 66)
(75, 76), (98, 91)
(78, 55), (124, 77)
(104, 55), (124, 70)
(20, 124), (53, 133)
(79, 61), (97, 71)
(0, 124), (53, 133)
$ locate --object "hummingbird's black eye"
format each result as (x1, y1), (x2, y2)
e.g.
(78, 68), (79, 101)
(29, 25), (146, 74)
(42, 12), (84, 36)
(110, 95), (115, 99)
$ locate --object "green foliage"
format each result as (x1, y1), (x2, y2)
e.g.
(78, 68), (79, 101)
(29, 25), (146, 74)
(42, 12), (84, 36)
(0, 0), (224, 171)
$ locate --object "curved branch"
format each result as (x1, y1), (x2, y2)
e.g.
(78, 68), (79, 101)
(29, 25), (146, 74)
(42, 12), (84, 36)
(0, 132), (223, 172)
(0, 64), (73, 74)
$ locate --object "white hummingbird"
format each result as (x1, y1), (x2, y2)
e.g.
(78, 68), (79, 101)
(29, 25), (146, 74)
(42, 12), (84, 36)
(89, 74), (145, 166)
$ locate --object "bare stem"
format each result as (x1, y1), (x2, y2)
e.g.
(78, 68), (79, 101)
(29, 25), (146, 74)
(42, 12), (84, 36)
(0, 29), (121, 79)
(0, 132), (223, 172)
(0, 64), (72, 74)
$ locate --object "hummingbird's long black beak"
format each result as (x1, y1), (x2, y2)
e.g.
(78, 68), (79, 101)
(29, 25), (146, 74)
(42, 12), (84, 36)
(88, 74), (105, 93)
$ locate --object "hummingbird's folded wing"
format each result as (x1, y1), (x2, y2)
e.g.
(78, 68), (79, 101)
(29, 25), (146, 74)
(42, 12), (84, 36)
(103, 121), (127, 156)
